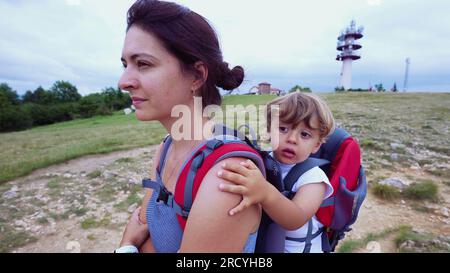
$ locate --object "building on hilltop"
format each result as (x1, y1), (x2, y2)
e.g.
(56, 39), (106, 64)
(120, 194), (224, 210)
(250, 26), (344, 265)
(248, 82), (283, 95)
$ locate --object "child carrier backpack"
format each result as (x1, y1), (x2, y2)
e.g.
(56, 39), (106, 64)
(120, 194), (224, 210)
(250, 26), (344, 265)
(254, 127), (367, 253)
(142, 125), (366, 253)
(142, 124), (267, 232)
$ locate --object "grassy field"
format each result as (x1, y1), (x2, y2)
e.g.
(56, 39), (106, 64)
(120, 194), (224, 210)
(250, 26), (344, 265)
(1, 92), (449, 183)
(0, 112), (166, 183)
(1, 92), (449, 253)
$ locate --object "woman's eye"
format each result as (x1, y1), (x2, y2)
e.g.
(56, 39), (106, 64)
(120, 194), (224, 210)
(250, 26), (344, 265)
(137, 61), (150, 69)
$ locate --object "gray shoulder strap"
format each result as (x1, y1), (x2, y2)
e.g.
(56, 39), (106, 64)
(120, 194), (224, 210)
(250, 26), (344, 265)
(157, 135), (172, 176)
(283, 158), (330, 192)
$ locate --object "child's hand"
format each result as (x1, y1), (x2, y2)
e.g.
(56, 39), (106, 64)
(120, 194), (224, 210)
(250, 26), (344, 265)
(120, 207), (149, 248)
(217, 160), (269, 216)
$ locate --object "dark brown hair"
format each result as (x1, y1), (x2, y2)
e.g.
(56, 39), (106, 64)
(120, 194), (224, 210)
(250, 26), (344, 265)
(126, 0), (244, 107)
(266, 92), (335, 141)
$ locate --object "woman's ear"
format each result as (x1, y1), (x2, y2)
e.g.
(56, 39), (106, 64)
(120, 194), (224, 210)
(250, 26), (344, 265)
(192, 61), (208, 93)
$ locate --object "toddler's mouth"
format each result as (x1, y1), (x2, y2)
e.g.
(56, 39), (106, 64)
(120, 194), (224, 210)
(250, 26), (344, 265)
(281, 148), (296, 159)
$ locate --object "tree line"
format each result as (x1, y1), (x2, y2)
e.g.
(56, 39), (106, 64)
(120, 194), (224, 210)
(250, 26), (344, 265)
(0, 81), (131, 132)
(334, 82), (399, 92)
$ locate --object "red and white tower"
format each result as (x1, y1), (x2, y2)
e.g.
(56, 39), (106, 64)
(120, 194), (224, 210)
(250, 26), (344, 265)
(336, 20), (364, 90)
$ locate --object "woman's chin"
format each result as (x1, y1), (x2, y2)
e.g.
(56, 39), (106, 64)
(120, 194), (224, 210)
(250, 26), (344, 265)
(135, 111), (157, 121)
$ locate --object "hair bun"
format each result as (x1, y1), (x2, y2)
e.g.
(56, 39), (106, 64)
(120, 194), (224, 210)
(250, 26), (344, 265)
(216, 62), (244, 90)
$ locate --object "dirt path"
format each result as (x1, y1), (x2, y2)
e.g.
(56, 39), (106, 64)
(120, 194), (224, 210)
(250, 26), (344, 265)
(1, 146), (449, 253)
(1, 145), (159, 253)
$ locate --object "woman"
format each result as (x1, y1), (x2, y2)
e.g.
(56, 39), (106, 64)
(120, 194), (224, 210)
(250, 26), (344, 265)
(116, 0), (264, 253)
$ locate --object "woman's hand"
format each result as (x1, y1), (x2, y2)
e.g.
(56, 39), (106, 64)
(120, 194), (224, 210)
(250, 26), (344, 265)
(119, 207), (149, 248)
(217, 160), (269, 216)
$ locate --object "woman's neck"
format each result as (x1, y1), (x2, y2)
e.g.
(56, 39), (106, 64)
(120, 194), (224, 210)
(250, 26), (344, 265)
(160, 115), (215, 151)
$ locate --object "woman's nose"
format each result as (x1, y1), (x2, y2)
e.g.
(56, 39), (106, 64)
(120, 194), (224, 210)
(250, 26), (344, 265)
(118, 69), (138, 92)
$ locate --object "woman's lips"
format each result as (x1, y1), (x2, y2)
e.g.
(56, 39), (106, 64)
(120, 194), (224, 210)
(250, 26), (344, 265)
(131, 97), (148, 107)
(281, 148), (296, 159)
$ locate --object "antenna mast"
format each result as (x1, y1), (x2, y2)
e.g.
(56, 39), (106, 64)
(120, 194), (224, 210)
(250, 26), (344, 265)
(403, 58), (410, 92)
(336, 20), (364, 90)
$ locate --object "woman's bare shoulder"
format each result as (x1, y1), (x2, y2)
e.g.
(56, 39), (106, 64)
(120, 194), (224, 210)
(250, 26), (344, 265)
(179, 157), (261, 252)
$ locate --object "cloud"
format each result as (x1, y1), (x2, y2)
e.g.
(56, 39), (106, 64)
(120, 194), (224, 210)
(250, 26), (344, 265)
(0, 0), (449, 94)
(367, 0), (382, 6)
(66, 0), (81, 6)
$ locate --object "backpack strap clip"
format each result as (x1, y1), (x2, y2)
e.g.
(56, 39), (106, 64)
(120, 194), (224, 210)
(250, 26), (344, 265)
(156, 185), (172, 204)
(155, 184), (190, 218)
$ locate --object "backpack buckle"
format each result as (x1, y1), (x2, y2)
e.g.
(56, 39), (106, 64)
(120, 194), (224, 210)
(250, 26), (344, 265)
(157, 186), (171, 204)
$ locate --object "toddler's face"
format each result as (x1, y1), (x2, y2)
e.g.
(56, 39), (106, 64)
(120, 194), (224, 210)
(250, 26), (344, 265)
(270, 120), (322, 165)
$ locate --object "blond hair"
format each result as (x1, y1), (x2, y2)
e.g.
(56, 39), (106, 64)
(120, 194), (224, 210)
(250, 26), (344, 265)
(266, 92), (335, 142)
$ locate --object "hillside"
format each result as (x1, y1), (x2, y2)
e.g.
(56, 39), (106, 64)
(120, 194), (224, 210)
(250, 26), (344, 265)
(1, 92), (449, 252)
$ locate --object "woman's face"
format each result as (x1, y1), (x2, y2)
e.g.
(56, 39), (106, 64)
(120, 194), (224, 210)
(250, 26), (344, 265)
(119, 25), (195, 122)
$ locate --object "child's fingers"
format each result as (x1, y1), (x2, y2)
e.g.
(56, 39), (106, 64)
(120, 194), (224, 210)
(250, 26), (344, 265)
(218, 183), (247, 195)
(229, 201), (250, 216)
(240, 159), (258, 170)
(221, 162), (249, 176)
(217, 170), (247, 185)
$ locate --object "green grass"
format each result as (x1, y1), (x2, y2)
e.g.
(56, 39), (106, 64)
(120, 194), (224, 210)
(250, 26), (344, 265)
(403, 180), (439, 201)
(0, 111), (166, 183)
(336, 225), (447, 253)
(113, 184), (142, 212)
(0, 223), (38, 253)
(394, 226), (449, 253)
(114, 157), (134, 164)
(426, 167), (450, 178)
(81, 214), (112, 230)
(395, 226), (431, 248)
(96, 180), (119, 203)
(47, 179), (61, 189)
(360, 138), (384, 151)
(371, 183), (401, 200)
(337, 226), (403, 253)
(87, 170), (102, 179)
(372, 180), (439, 201)
(222, 94), (276, 106)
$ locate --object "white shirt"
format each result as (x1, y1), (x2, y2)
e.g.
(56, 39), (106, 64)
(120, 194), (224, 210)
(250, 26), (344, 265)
(276, 160), (334, 253)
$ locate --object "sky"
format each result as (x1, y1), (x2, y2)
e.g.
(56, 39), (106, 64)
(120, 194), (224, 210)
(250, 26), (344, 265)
(1, 0), (450, 96)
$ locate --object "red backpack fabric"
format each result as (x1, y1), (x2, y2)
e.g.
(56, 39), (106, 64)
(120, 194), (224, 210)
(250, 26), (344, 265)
(256, 127), (367, 253)
(316, 137), (361, 227)
(173, 141), (265, 230)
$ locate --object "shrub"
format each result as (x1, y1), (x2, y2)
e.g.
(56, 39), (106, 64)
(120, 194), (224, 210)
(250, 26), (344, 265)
(404, 180), (438, 201)
(0, 105), (33, 132)
(372, 183), (401, 200)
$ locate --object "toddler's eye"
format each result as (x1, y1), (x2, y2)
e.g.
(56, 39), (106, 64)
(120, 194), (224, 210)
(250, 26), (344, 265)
(279, 126), (288, 133)
(300, 131), (311, 138)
